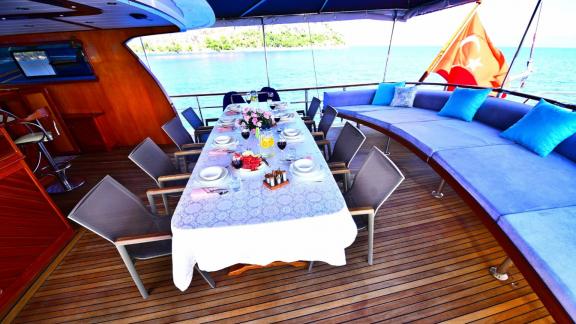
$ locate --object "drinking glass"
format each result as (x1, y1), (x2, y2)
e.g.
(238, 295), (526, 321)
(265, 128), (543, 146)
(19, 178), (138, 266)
(277, 135), (287, 160)
(267, 92), (274, 107)
(259, 130), (274, 157)
(241, 126), (250, 141)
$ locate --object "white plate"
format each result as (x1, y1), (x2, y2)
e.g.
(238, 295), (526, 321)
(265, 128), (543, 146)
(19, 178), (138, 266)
(220, 117), (235, 124)
(228, 104), (243, 112)
(283, 128), (301, 138)
(293, 159), (315, 173)
(214, 135), (232, 145)
(199, 166), (228, 182)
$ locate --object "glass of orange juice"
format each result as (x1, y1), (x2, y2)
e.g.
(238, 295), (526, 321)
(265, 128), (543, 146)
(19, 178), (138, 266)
(259, 130), (275, 157)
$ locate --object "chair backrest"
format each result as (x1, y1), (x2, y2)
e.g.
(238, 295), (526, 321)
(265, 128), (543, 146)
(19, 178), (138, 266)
(128, 138), (178, 186)
(68, 175), (160, 243)
(317, 105), (338, 136)
(346, 147), (404, 213)
(329, 122), (366, 167)
(307, 97), (321, 119)
(181, 107), (204, 130)
(223, 91), (246, 108)
(258, 87), (281, 102)
(161, 117), (193, 150)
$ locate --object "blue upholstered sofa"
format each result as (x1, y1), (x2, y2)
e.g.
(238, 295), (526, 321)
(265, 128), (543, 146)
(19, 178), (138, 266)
(324, 88), (576, 319)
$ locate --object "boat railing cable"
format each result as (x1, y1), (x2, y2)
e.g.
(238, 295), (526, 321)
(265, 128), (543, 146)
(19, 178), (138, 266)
(382, 11), (397, 82)
(499, 0), (543, 97)
(306, 14), (321, 101)
(260, 17), (271, 88)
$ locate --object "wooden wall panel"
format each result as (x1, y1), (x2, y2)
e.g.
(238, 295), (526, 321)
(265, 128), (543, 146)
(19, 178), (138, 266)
(0, 26), (179, 147)
(0, 128), (74, 317)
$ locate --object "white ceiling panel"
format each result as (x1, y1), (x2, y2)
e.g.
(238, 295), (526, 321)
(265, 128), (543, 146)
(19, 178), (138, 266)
(0, 0), (185, 36)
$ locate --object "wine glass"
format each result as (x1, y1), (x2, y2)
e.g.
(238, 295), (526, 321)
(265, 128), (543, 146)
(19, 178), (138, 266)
(241, 125), (250, 141)
(267, 92), (274, 106)
(277, 135), (287, 160)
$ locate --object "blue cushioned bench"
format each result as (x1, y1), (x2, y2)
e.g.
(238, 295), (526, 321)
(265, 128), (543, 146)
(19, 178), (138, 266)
(325, 88), (576, 320)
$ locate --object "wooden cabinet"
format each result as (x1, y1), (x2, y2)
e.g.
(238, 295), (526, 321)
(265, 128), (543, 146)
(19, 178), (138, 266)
(0, 127), (74, 317)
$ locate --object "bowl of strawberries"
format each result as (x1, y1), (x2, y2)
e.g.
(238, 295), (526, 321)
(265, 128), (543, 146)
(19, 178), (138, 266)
(232, 151), (264, 172)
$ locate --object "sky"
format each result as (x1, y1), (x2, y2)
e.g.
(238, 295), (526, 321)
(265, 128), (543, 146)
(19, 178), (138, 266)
(330, 0), (576, 48)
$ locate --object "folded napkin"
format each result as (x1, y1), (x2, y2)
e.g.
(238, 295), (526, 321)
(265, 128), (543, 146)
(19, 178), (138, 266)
(224, 111), (238, 116)
(208, 149), (230, 156)
(216, 126), (234, 132)
(189, 188), (218, 199)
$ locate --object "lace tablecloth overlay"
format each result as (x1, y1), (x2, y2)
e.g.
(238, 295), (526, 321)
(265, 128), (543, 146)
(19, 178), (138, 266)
(171, 103), (357, 291)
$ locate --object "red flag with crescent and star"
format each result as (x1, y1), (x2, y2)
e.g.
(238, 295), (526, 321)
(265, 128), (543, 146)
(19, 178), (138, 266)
(432, 12), (508, 88)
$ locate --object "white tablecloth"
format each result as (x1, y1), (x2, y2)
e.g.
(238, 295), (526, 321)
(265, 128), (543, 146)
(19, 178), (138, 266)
(171, 103), (357, 291)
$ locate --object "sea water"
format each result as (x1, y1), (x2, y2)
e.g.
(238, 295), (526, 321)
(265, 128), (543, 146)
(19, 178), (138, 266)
(139, 46), (576, 120)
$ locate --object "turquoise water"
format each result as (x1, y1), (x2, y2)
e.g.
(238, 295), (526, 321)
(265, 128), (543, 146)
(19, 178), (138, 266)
(139, 46), (576, 119)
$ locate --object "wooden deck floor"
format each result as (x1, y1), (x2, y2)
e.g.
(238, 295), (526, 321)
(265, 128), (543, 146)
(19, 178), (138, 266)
(12, 127), (554, 323)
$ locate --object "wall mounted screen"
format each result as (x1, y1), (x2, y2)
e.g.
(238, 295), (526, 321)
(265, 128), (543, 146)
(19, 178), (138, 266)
(0, 42), (96, 84)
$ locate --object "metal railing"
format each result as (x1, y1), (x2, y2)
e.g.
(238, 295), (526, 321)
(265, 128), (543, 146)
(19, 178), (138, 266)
(168, 81), (576, 122)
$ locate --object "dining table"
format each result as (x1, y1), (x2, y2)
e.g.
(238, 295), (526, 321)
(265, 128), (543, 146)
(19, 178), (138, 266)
(171, 102), (358, 291)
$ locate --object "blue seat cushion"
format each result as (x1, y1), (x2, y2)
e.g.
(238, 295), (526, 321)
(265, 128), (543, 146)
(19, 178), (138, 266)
(498, 206), (576, 319)
(433, 144), (576, 220)
(501, 99), (576, 157)
(323, 89), (375, 108)
(390, 120), (512, 158)
(335, 105), (397, 118)
(358, 108), (450, 130)
(372, 82), (405, 106)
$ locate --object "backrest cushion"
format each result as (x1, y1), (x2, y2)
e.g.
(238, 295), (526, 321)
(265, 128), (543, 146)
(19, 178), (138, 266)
(474, 97), (532, 130)
(412, 90), (451, 111)
(372, 82), (406, 106)
(323, 89), (375, 108)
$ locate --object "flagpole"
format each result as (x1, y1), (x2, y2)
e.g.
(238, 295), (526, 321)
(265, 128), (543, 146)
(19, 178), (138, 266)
(418, 1), (481, 82)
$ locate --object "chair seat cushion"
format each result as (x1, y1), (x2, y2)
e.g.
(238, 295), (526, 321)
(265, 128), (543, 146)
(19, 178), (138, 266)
(14, 131), (53, 144)
(358, 108), (450, 130)
(498, 206), (576, 318)
(335, 105), (397, 118)
(433, 145), (576, 220)
(389, 119), (512, 158)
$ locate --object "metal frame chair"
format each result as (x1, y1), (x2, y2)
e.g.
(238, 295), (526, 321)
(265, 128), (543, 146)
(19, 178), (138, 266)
(312, 105), (337, 140)
(128, 137), (199, 214)
(310, 147), (404, 271)
(317, 122), (367, 191)
(300, 97), (321, 132)
(180, 108), (214, 142)
(68, 175), (215, 299)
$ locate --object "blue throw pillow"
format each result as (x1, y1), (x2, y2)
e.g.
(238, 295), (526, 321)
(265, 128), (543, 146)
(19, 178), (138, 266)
(372, 82), (405, 106)
(501, 99), (576, 157)
(437, 87), (491, 121)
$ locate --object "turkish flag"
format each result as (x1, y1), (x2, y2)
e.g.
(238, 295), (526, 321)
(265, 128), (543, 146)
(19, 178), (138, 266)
(433, 13), (508, 89)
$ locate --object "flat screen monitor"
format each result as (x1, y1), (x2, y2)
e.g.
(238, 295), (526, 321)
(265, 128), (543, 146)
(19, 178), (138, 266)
(12, 50), (57, 77)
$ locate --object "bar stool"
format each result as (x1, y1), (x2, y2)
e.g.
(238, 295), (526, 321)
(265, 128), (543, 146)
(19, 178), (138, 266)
(3, 108), (84, 194)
